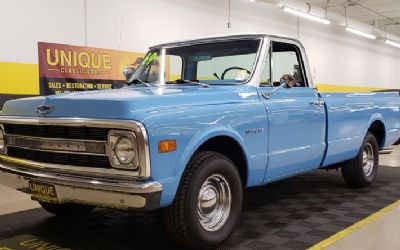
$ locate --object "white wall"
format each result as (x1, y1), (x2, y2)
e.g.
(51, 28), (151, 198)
(0, 0), (85, 63)
(0, 0), (399, 89)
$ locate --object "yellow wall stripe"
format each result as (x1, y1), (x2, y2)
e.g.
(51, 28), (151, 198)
(0, 62), (39, 95)
(316, 83), (385, 93)
(308, 199), (400, 250)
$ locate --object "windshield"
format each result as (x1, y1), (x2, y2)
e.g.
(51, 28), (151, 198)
(127, 39), (261, 86)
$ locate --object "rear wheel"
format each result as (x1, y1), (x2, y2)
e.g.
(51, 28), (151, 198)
(39, 202), (94, 217)
(341, 132), (379, 188)
(162, 151), (243, 249)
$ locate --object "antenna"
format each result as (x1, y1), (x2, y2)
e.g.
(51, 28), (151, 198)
(117, 14), (124, 85)
(84, 0), (88, 46)
(118, 15), (124, 51)
(227, 0), (232, 28)
(325, 0), (329, 18)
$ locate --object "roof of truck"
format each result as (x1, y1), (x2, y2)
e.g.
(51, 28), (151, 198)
(149, 33), (301, 49)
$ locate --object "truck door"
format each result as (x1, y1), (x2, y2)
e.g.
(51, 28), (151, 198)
(258, 40), (326, 182)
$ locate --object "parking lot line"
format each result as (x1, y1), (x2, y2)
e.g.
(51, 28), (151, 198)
(308, 199), (400, 250)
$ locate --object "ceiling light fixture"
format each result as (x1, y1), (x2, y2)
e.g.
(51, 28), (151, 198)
(385, 39), (400, 48)
(345, 27), (376, 40)
(283, 6), (331, 25)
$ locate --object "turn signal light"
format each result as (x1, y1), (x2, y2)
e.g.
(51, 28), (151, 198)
(158, 139), (177, 153)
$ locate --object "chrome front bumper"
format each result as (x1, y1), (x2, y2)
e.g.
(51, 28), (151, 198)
(0, 160), (162, 210)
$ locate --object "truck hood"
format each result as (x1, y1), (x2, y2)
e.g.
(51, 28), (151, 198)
(1, 85), (254, 119)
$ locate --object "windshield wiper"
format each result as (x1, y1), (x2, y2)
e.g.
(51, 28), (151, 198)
(128, 78), (152, 87)
(171, 79), (210, 88)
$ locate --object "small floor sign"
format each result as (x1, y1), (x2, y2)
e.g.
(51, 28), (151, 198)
(0, 234), (71, 250)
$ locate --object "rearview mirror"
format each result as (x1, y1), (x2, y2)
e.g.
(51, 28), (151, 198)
(192, 55), (212, 62)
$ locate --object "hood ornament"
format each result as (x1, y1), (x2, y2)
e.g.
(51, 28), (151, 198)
(36, 105), (54, 114)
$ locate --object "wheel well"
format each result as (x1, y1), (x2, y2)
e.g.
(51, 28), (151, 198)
(196, 136), (247, 186)
(368, 120), (385, 149)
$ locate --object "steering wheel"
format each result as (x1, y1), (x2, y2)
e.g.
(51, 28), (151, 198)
(221, 66), (251, 80)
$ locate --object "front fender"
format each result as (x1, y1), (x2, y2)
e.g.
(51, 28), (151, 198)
(176, 125), (248, 181)
(157, 126), (249, 207)
(158, 124), (267, 207)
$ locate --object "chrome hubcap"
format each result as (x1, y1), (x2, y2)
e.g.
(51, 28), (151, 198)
(198, 174), (231, 232)
(362, 143), (375, 177)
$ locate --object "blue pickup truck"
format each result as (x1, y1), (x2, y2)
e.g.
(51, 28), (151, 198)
(0, 34), (399, 249)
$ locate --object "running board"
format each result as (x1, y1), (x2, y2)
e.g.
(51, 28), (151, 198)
(380, 148), (394, 154)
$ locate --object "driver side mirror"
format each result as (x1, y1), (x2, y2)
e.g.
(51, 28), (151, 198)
(123, 67), (135, 80)
(261, 81), (288, 100)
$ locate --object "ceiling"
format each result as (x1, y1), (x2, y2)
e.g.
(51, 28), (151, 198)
(306, 0), (400, 36)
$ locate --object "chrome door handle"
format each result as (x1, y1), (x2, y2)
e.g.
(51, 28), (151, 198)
(309, 99), (325, 106)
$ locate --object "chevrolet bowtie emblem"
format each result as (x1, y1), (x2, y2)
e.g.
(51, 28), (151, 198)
(36, 105), (54, 114)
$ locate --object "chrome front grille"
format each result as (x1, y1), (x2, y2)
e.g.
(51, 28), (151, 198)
(3, 124), (111, 169)
(7, 147), (111, 168)
(3, 124), (109, 140)
(0, 117), (151, 178)
(5, 134), (106, 154)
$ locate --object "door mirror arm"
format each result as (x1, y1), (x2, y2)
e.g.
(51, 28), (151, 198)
(261, 81), (287, 100)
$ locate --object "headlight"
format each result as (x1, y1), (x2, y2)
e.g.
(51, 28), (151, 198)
(107, 130), (139, 170)
(0, 125), (6, 154)
(114, 137), (135, 164)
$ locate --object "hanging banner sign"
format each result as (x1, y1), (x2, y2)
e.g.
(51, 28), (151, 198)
(38, 42), (145, 95)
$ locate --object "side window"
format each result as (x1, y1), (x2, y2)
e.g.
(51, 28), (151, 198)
(166, 55), (183, 82)
(271, 42), (306, 87)
(260, 52), (271, 87)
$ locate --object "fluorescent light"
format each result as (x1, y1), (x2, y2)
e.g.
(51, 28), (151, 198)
(345, 27), (376, 40)
(283, 6), (331, 25)
(385, 39), (400, 48)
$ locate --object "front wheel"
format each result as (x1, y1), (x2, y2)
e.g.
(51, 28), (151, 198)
(341, 132), (379, 188)
(162, 151), (243, 249)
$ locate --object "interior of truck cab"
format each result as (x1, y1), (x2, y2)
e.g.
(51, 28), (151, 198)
(261, 41), (307, 88)
(127, 39), (262, 85)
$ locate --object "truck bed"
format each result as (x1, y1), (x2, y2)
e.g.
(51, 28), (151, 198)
(321, 91), (400, 167)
